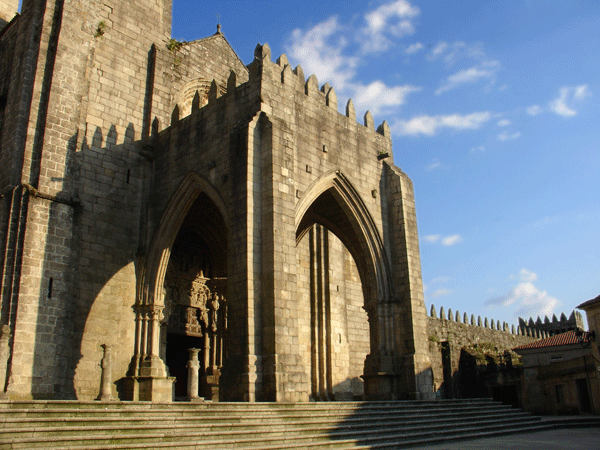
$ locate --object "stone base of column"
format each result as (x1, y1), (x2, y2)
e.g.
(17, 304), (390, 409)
(123, 376), (174, 402)
(202, 366), (221, 401)
(261, 353), (310, 402)
(219, 354), (260, 402)
(363, 353), (401, 400)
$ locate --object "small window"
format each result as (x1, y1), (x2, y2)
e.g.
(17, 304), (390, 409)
(549, 354), (563, 363)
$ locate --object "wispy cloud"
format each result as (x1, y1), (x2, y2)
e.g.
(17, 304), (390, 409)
(405, 42), (424, 54)
(361, 0), (420, 53)
(526, 105), (543, 116)
(424, 276), (453, 300)
(549, 84), (591, 117)
(442, 235), (462, 246)
(486, 269), (560, 319)
(425, 40), (486, 65)
(497, 119), (511, 127)
(426, 41), (449, 61)
(497, 131), (521, 141)
(426, 158), (442, 171)
(351, 81), (421, 115)
(285, 1), (422, 116)
(527, 85), (591, 118)
(431, 288), (454, 298)
(393, 111), (492, 136)
(471, 145), (486, 153)
(422, 234), (463, 246)
(508, 268), (537, 282)
(436, 61), (500, 95)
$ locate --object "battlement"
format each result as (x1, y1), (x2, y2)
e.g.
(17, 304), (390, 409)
(427, 304), (581, 340)
(518, 311), (584, 336)
(251, 43), (392, 139)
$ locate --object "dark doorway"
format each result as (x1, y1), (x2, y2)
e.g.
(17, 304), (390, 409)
(166, 333), (204, 399)
(493, 384), (519, 408)
(576, 378), (592, 413)
(441, 342), (452, 398)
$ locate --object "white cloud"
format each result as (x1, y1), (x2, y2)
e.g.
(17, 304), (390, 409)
(361, 0), (420, 53)
(441, 235), (462, 246)
(405, 42), (424, 54)
(350, 80), (421, 115)
(285, 1), (422, 115)
(431, 288), (453, 298)
(423, 234), (462, 246)
(549, 84), (591, 117)
(526, 105), (543, 116)
(487, 269), (560, 319)
(287, 16), (357, 91)
(471, 145), (485, 153)
(430, 276), (452, 284)
(426, 158), (441, 171)
(426, 41), (449, 61)
(436, 64), (498, 95)
(519, 269), (538, 282)
(486, 282), (559, 318)
(497, 119), (511, 127)
(509, 268), (538, 282)
(393, 111), (492, 136)
(426, 40), (486, 66)
(497, 131), (521, 141)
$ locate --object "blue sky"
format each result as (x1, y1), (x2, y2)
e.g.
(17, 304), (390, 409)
(171, 0), (600, 328)
(14, 0), (594, 328)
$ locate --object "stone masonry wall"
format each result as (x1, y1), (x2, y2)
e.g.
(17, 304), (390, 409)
(427, 305), (536, 398)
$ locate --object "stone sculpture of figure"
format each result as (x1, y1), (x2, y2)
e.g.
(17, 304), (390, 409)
(210, 294), (220, 332)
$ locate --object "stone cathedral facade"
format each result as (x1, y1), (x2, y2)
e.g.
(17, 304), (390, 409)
(0, 0), (433, 402)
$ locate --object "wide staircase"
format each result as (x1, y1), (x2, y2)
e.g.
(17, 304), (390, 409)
(0, 398), (588, 449)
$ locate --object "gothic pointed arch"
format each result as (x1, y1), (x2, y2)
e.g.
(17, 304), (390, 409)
(140, 173), (229, 309)
(295, 170), (392, 306)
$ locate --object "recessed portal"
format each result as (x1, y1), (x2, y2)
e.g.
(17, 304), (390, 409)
(163, 193), (228, 401)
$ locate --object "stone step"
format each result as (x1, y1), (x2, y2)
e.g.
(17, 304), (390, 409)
(0, 408), (531, 430)
(0, 413), (542, 448)
(0, 411), (537, 439)
(0, 418), (548, 450)
(0, 402), (513, 419)
(0, 398), (498, 411)
(0, 399), (555, 450)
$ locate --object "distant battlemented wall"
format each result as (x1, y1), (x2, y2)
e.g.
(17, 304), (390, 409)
(426, 304), (583, 398)
(518, 311), (584, 337)
(428, 304), (582, 339)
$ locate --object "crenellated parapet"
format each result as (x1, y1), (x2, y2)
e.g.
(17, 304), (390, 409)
(427, 303), (584, 340)
(249, 43), (392, 139)
(428, 303), (554, 339)
(518, 311), (584, 337)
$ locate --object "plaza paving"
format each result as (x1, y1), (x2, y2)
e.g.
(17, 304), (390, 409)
(416, 426), (600, 449)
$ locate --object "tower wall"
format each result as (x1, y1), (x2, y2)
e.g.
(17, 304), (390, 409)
(0, 0), (174, 399)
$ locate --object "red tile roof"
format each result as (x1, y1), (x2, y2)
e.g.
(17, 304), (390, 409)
(513, 330), (592, 351)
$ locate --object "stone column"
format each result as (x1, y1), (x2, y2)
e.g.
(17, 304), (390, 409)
(96, 344), (115, 401)
(135, 305), (175, 402)
(187, 348), (201, 402)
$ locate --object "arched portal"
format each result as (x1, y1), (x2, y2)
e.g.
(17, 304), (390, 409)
(127, 173), (229, 402)
(162, 193), (227, 400)
(295, 172), (392, 401)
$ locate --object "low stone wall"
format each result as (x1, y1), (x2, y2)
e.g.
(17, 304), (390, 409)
(427, 305), (536, 399)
